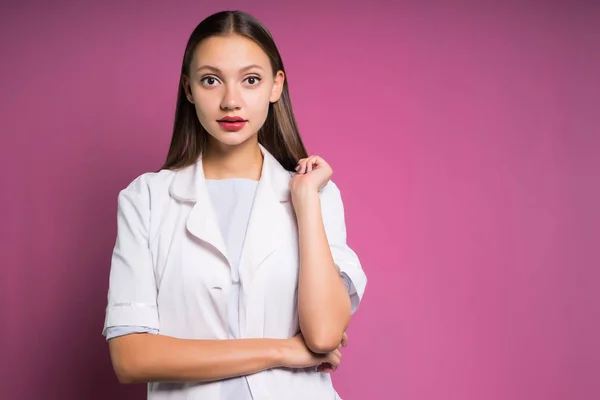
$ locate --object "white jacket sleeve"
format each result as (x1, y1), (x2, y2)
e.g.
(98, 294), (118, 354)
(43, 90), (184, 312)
(102, 177), (160, 336)
(104, 325), (159, 341)
(320, 180), (367, 314)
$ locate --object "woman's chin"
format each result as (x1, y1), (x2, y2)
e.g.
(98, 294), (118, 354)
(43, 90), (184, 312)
(208, 128), (257, 147)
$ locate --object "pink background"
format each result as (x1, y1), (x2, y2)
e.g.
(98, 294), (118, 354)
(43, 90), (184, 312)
(1, 1), (598, 399)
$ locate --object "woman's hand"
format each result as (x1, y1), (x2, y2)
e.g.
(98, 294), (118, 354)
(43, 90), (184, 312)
(280, 332), (347, 373)
(316, 332), (348, 373)
(290, 155), (333, 197)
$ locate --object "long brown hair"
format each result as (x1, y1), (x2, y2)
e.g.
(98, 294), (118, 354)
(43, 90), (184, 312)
(161, 10), (308, 172)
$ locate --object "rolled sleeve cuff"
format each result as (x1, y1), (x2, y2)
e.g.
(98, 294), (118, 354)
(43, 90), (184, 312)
(339, 268), (366, 314)
(102, 303), (159, 336)
(104, 325), (159, 341)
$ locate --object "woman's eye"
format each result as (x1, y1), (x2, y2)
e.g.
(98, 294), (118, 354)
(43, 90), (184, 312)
(200, 76), (260, 86)
(245, 76), (261, 85)
(200, 77), (219, 86)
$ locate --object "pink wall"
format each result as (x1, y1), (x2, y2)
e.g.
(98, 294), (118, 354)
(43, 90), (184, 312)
(1, 1), (598, 399)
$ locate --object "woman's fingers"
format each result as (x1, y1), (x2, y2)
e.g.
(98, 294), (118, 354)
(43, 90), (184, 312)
(294, 158), (306, 173)
(306, 155), (324, 173)
(306, 156), (316, 173)
(341, 332), (348, 348)
(329, 349), (342, 370)
(295, 156), (325, 174)
(316, 363), (331, 373)
(315, 346), (343, 373)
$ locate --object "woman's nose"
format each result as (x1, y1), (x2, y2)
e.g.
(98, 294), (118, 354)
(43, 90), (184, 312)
(220, 87), (242, 110)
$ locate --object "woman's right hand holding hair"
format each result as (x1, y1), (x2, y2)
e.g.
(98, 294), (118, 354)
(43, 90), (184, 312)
(280, 332), (348, 373)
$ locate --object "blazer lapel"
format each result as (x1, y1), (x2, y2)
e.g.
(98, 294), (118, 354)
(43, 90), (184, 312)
(238, 144), (294, 287)
(168, 144), (294, 292)
(169, 159), (228, 261)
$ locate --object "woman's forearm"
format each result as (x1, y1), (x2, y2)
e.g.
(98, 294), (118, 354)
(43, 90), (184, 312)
(109, 334), (286, 384)
(294, 190), (351, 353)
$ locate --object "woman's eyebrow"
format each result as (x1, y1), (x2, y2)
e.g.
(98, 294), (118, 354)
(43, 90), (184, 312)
(196, 64), (265, 73)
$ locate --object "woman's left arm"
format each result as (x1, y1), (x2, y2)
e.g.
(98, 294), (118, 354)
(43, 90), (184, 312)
(291, 156), (367, 354)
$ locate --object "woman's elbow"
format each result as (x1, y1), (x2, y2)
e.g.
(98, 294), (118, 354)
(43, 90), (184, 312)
(114, 360), (147, 385)
(300, 313), (350, 353)
(115, 368), (137, 385)
(108, 336), (147, 384)
(111, 352), (143, 384)
(303, 331), (343, 354)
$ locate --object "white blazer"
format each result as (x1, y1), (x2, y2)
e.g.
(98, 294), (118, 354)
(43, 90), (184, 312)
(103, 144), (367, 400)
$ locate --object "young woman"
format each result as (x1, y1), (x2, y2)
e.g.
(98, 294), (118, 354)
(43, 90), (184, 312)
(102, 10), (367, 400)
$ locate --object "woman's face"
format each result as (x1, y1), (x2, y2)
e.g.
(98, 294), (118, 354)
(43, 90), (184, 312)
(183, 34), (285, 148)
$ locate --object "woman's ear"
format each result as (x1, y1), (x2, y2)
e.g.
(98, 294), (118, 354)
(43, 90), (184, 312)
(181, 75), (194, 104)
(269, 70), (285, 103)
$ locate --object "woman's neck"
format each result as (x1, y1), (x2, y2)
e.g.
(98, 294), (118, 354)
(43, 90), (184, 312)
(202, 139), (263, 181)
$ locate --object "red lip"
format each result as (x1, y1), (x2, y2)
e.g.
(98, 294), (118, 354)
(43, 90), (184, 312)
(218, 116), (246, 122)
(217, 120), (247, 132)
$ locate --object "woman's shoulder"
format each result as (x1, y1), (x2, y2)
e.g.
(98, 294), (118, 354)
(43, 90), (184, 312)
(119, 169), (176, 199)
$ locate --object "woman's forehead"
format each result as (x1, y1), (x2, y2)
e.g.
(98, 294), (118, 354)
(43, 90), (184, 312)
(192, 35), (271, 74)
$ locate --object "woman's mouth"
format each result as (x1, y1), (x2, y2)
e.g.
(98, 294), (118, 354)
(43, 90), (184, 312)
(217, 117), (247, 132)
(217, 120), (247, 131)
